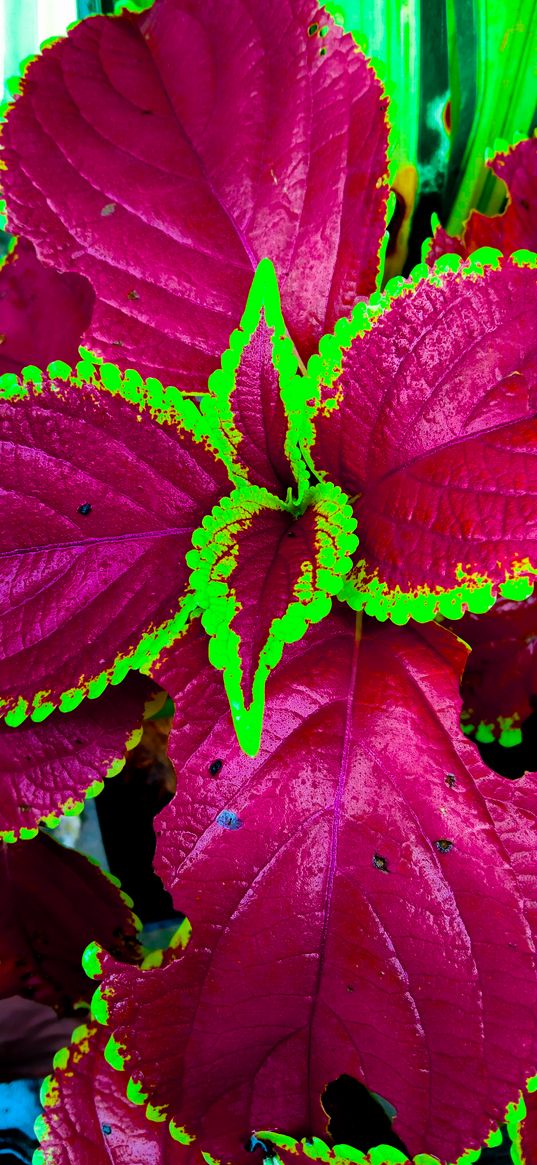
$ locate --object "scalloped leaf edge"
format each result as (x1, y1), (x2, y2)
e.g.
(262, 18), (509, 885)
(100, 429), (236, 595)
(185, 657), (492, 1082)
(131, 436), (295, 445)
(186, 480), (358, 754)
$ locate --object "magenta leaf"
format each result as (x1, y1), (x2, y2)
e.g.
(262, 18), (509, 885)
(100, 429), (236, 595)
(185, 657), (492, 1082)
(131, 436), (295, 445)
(1, 0), (390, 387)
(517, 1087), (537, 1163)
(447, 594), (537, 745)
(0, 833), (140, 1014)
(188, 481), (357, 753)
(0, 362), (229, 722)
(307, 250), (537, 622)
(427, 137), (537, 264)
(0, 237), (93, 376)
(0, 673), (155, 837)
(199, 258), (312, 499)
(94, 610), (537, 1163)
(35, 1022), (187, 1163)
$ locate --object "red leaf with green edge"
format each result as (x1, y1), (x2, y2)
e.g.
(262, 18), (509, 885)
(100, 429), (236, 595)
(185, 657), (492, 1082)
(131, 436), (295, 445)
(0, 362), (229, 723)
(427, 138), (537, 265)
(445, 594), (537, 746)
(35, 1022), (189, 1164)
(0, 833), (141, 1015)
(0, 0), (390, 389)
(517, 1085), (537, 1164)
(0, 673), (155, 838)
(0, 237), (93, 376)
(307, 250), (537, 623)
(94, 610), (537, 1164)
(199, 259), (313, 500)
(187, 481), (357, 754)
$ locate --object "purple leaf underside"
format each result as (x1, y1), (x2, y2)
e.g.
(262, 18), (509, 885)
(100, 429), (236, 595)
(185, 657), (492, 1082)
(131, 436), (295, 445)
(0, 237), (93, 376)
(0, 833), (140, 1013)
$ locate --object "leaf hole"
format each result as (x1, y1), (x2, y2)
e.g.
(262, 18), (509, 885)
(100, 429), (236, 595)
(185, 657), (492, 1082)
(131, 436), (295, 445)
(372, 853), (388, 872)
(322, 1075), (409, 1154)
(435, 838), (453, 853)
(102, 1124), (112, 1135)
(307, 22), (318, 35)
(77, 503), (92, 516)
(209, 759), (223, 776)
(445, 772), (456, 787)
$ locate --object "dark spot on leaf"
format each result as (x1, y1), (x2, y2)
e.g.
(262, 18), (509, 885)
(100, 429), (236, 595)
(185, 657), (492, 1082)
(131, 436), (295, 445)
(100, 203), (116, 216)
(102, 1124), (112, 1135)
(111, 340), (123, 347)
(346, 984), (354, 992)
(209, 759), (223, 776)
(445, 772), (456, 787)
(372, 853), (388, 872)
(287, 530), (296, 537)
(521, 198), (530, 210)
(319, 46), (327, 55)
(216, 809), (243, 831)
(308, 22), (318, 35)
(319, 25), (328, 36)
(78, 503), (92, 516)
(127, 289), (139, 300)
(435, 838), (453, 853)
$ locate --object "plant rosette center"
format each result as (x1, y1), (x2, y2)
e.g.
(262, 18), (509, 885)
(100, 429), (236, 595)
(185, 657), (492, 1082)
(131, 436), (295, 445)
(186, 480), (358, 754)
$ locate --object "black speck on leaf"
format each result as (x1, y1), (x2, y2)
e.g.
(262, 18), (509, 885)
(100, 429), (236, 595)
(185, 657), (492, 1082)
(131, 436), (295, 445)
(373, 853), (389, 872)
(78, 503), (92, 516)
(209, 759), (223, 775)
(445, 773), (456, 787)
(435, 839), (453, 853)
(102, 1124), (112, 1136)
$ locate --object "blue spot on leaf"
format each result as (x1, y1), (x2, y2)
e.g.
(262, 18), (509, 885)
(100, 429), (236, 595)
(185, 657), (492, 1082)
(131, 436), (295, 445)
(216, 810), (243, 831)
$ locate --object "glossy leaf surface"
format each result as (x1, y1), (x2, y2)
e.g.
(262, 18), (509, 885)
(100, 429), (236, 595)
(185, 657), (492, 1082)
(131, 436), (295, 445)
(0, 238), (93, 376)
(0, 366), (228, 720)
(309, 253), (537, 620)
(1, 0), (390, 386)
(0, 673), (154, 836)
(0, 833), (140, 1014)
(96, 611), (537, 1163)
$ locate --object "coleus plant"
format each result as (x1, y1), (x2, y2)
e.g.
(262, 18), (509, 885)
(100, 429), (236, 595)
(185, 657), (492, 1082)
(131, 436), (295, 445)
(0, 1), (536, 1163)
